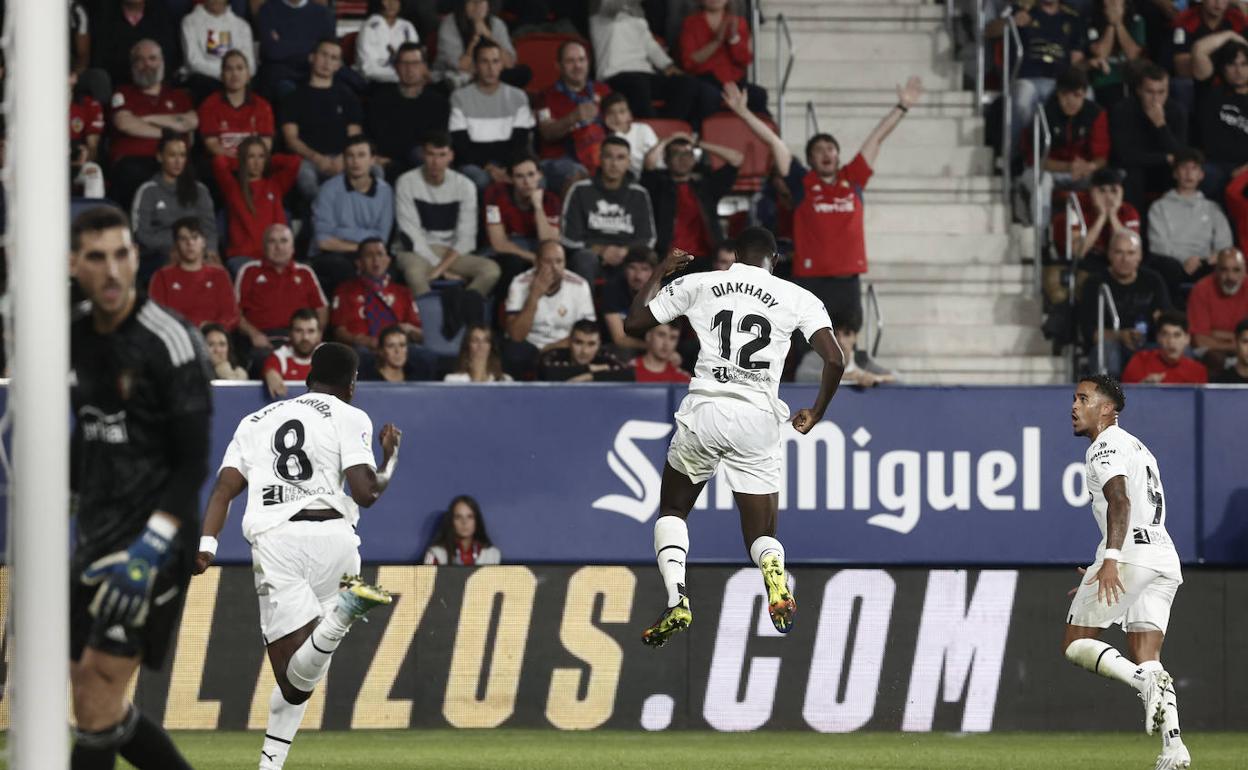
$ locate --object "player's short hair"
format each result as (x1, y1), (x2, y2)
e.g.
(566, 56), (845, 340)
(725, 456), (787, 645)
(344, 134), (374, 154)
(290, 307), (320, 328)
(355, 237), (386, 259)
(156, 130), (189, 154)
(624, 246), (657, 266)
(1236, 317), (1248, 338)
(473, 37), (501, 63)
(71, 205), (130, 251)
(601, 92), (629, 113)
(734, 226), (778, 266)
(1172, 147), (1204, 169)
(1156, 309), (1189, 335)
(314, 36), (342, 55)
(557, 39), (586, 63)
(1080, 373), (1126, 413)
(1091, 167), (1126, 188)
(1136, 62), (1168, 86)
(571, 319), (600, 338)
(377, 324), (406, 346)
(601, 135), (631, 154)
(171, 216), (203, 239)
(307, 342), (359, 390)
(395, 41), (425, 62)
(1212, 40), (1248, 78)
(805, 132), (840, 163)
(422, 130), (452, 150)
(507, 152), (540, 173)
(1056, 67), (1088, 94)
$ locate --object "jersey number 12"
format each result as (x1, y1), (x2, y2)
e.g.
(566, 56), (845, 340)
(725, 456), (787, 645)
(712, 310), (772, 370)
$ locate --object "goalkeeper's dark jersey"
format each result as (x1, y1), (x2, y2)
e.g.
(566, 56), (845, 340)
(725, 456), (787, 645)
(70, 296), (213, 567)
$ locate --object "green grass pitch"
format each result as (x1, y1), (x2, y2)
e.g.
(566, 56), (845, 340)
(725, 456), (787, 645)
(6, 730), (1246, 769)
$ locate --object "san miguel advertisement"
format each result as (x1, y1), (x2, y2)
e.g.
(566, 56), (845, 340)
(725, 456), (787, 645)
(2, 566), (1244, 732)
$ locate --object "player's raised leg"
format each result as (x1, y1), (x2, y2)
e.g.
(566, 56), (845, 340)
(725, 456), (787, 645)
(736, 491), (794, 633)
(1128, 625), (1190, 769)
(642, 462), (706, 647)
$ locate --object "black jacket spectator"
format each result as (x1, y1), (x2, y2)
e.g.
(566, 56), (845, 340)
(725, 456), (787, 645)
(281, 82), (364, 160)
(1109, 68), (1188, 212)
(1079, 266), (1173, 345)
(90, 0), (181, 89)
(254, 0), (336, 99)
(1197, 84), (1248, 168)
(366, 44), (450, 181)
(561, 173), (657, 252)
(642, 163), (738, 261)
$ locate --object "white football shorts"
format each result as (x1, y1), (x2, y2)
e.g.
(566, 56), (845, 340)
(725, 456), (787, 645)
(666, 395), (782, 495)
(1066, 560), (1181, 635)
(251, 518), (361, 643)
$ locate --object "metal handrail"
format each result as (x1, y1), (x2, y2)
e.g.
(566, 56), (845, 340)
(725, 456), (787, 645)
(805, 100), (819, 141)
(775, 13), (795, 137)
(1002, 15), (1024, 211)
(1064, 194), (1088, 380)
(1031, 106), (1051, 296)
(751, 0), (763, 85)
(864, 283), (884, 359)
(975, 0), (986, 111)
(1096, 283), (1121, 375)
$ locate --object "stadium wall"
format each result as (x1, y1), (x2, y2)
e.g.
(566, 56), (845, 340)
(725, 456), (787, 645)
(5, 383), (1245, 565)
(1, 565), (1244, 732)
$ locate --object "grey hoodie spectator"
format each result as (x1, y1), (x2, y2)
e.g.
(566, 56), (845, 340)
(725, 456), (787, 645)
(131, 133), (217, 275)
(1147, 148), (1234, 303)
(560, 136), (657, 283)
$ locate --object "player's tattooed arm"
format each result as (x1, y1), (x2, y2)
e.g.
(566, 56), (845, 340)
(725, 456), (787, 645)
(791, 327), (846, 435)
(1087, 474), (1130, 605)
(345, 423), (402, 508)
(196, 467), (247, 574)
(623, 249), (693, 338)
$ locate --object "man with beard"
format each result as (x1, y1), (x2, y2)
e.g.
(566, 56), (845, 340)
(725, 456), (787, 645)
(108, 39), (197, 209)
(503, 240), (595, 376)
(263, 309), (323, 399)
(1187, 247), (1248, 372)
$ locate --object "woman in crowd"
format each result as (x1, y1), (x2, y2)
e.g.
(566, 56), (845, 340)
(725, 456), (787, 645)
(358, 0), (421, 84)
(202, 322), (249, 380)
(444, 324), (512, 382)
(435, 0), (530, 89)
(132, 132), (218, 280)
(424, 494), (502, 565)
(213, 135), (301, 266)
(679, 0), (768, 114)
(198, 49), (275, 160)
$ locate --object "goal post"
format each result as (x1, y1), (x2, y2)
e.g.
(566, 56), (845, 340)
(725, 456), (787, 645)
(6, 0), (71, 767)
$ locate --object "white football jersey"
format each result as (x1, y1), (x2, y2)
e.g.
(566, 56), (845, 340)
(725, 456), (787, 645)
(648, 263), (833, 421)
(220, 392), (377, 542)
(1084, 424), (1181, 578)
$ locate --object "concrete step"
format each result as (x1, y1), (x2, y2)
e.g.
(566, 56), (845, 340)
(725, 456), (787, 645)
(778, 114), (984, 148)
(867, 262), (1028, 282)
(864, 202), (1008, 234)
(867, 188), (997, 204)
(865, 232), (1012, 264)
(757, 30), (952, 60)
(783, 144), (994, 176)
(768, 0), (935, 5)
(875, 323), (1050, 356)
(786, 87), (977, 108)
(871, 279), (1032, 295)
(766, 4), (945, 23)
(887, 355), (1067, 376)
(874, 294), (1043, 325)
(792, 101), (978, 119)
(758, 59), (961, 91)
(897, 369), (1068, 385)
(870, 175), (998, 193)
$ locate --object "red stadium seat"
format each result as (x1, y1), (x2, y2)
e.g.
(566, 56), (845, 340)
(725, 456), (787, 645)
(336, 1), (369, 18)
(700, 112), (778, 193)
(637, 118), (693, 141)
(514, 33), (587, 96)
(338, 32), (359, 70)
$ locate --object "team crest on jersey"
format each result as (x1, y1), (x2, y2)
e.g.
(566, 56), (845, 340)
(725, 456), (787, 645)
(262, 485), (284, 505)
(116, 370), (135, 401)
(712, 366), (730, 383)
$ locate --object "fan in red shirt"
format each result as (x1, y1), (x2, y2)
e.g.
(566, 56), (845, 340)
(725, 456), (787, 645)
(214, 136), (301, 262)
(148, 217), (239, 330)
(108, 40), (196, 208)
(197, 50), (275, 159)
(70, 71), (106, 196)
(1047, 168), (1141, 304)
(536, 41), (610, 175)
(236, 223), (328, 360)
(1227, 166), (1248, 250)
(262, 308), (322, 399)
(1121, 311), (1208, 384)
(724, 77), (923, 319)
(1187, 247), (1248, 370)
(331, 238), (423, 349)
(1171, 1), (1246, 79)
(631, 323), (691, 383)
(680, 0), (768, 114)
(483, 155), (562, 295)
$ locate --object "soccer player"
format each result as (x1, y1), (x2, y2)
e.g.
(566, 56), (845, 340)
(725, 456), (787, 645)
(623, 227), (846, 646)
(69, 206), (212, 769)
(195, 342), (401, 770)
(1066, 374), (1190, 770)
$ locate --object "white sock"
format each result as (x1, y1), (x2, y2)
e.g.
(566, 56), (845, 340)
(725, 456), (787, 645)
(653, 516), (689, 607)
(1154, 666), (1183, 748)
(749, 536), (785, 570)
(260, 685), (309, 770)
(286, 611), (351, 692)
(1064, 638), (1143, 691)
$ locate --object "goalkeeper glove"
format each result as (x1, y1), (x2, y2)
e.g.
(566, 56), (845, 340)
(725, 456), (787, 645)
(81, 515), (177, 627)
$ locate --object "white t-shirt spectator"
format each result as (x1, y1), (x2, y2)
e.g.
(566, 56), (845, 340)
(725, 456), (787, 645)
(181, 2), (256, 78)
(356, 13), (419, 83)
(613, 121), (660, 178)
(505, 268), (596, 349)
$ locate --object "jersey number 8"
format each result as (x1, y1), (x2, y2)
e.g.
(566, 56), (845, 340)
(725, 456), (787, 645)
(273, 419), (314, 482)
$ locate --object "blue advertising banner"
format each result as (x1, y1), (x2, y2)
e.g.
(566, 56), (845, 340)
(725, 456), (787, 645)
(3, 383), (1243, 564)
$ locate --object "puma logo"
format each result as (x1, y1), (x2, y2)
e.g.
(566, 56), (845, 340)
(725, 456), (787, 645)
(666, 559), (685, 567)
(261, 751), (276, 761)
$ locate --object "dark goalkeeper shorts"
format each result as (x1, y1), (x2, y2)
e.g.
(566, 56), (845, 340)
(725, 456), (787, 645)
(70, 557), (191, 670)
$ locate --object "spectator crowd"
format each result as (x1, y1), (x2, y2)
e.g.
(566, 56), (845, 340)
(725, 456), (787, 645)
(986, 0), (1248, 383)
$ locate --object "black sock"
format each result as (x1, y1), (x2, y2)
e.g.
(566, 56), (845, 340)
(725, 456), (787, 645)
(70, 742), (117, 770)
(117, 710), (192, 770)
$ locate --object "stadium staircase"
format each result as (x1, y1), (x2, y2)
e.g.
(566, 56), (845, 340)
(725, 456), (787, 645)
(757, 0), (1063, 384)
